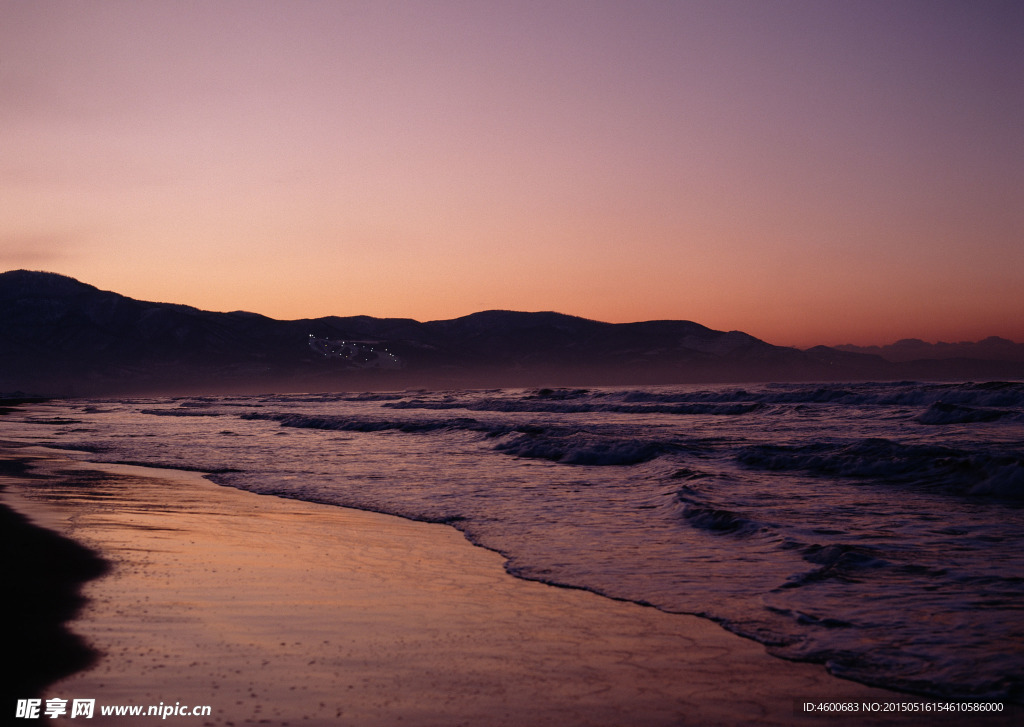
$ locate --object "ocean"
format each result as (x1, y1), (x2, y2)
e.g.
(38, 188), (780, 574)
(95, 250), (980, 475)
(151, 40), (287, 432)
(4, 381), (1023, 703)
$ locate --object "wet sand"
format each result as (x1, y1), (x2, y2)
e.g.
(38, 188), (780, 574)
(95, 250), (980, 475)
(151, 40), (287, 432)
(3, 444), (1018, 726)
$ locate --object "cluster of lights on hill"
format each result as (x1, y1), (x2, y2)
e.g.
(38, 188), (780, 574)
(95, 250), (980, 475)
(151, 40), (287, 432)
(307, 335), (403, 369)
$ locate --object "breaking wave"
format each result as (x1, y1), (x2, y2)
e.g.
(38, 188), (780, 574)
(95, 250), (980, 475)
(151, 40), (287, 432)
(141, 408), (226, 417)
(240, 411), (487, 434)
(384, 397), (762, 416)
(240, 411), (685, 466)
(916, 402), (1018, 425)
(737, 438), (1024, 499)
(381, 382), (1024, 426)
(493, 431), (680, 466)
(678, 501), (764, 536)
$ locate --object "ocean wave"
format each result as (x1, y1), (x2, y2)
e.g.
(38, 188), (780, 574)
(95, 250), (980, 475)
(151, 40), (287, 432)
(240, 410), (690, 466)
(239, 411), (488, 434)
(338, 392), (409, 401)
(737, 438), (1024, 499)
(678, 501), (763, 536)
(492, 431), (680, 465)
(381, 381), (1024, 416)
(758, 381), (1024, 408)
(779, 543), (888, 588)
(626, 381), (1024, 409)
(140, 408), (225, 417)
(384, 397), (762, 416)
(916, 401), (1017, 425)
(23, 417), (83, 425)
(530, 387), (592, 400)
(669, 467), (713, 481)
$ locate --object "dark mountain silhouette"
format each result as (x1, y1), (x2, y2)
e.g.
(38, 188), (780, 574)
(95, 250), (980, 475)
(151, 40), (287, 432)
(835, 337), (1024, 363)
(2, 270), (1021, 396)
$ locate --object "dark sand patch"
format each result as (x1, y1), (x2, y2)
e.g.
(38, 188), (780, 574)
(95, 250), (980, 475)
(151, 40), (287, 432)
(0, 450), (108, 719)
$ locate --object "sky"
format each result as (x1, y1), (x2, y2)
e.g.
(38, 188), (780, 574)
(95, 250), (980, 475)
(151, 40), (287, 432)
(2, 0), (1022, 348)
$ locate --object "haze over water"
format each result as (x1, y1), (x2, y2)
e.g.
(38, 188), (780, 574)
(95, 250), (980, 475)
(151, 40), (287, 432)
(5, 380), (1024, 702)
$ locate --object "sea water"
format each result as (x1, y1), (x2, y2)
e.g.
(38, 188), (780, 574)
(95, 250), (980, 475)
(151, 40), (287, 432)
(4, 381), (1023, 702)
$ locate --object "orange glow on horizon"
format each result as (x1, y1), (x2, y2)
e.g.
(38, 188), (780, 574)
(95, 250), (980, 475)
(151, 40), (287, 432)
(2, 2), (1021, 350)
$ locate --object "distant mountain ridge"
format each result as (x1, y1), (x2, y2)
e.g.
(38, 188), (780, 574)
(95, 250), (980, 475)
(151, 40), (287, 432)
(835, 338), (1024, 363)
(2, 270), (1022, 396)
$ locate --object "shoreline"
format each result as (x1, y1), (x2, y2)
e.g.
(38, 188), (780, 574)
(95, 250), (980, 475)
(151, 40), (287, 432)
(2, 442), (1019, 725)
(0, 449), (108, 718)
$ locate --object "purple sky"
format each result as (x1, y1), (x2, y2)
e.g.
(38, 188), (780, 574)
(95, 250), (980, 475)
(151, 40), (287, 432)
(2, 0), (1022, 346)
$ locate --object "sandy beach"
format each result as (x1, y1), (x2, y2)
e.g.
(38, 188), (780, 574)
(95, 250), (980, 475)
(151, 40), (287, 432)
(2, 442), (1019, 726)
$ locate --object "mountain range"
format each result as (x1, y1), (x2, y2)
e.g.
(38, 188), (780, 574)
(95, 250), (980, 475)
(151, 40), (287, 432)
(2, 270), (1022, 396)
(835, 337), (1024, 363)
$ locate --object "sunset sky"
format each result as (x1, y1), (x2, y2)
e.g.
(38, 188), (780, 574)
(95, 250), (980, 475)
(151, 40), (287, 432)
(2, 0), (1022, 347)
